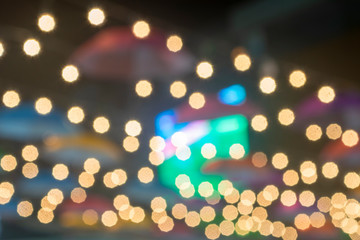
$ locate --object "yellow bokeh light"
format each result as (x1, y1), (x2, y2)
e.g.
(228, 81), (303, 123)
(205, 224), (220, 240)
(318, 86), (335, 103)
(113, 195), (130, 211)
(158, 216), (174, 232)
(229, 143), (245, 159)
(306, 124), (322, 141)
(259, 77), (276, 94)
(101, 210), (118, 227)
(280, 190), (297, 207)
(88, 8), (105, 26)
(331, 192), (347, 209)
(149, 136), (165, 151)
(272, 221), (285, 238)
(62, 65), (79, 83)
(35, 97), (52, 115)
(201, 143), (216, 159)
(170, 81), (187, 98)
(196, 61), (213, 79)
(167, 35), (183, 52)
(219, 220), (235, 236)
(125, 120), (142, 136)
(317, 196), (331, 213)
(111, 169), (127, 186)
(37, 208), (54, 224)
(52, 164), (69, 181)
(2, 90), (20, 108)
(0, 42), (4, 57)
(82, 209), (98, 225)
(22, 145), (39, 162)
(172, 203), (188, 220)
(251, 114), (268, 132)
(23, 39), (40, 56)
(218, 180), (233, 196)
(326, 123), (342, 140)
(47, 188), (64, 205)
(224, 188), (240, 204)
(342, 129), (359, 147)
(151, 197), (167, 213)
(137, 167), (154, 184)
(83, 158), (100, 174)
(282, 227), (298, 240)
(132, 20), (150, 38)
(135, 80), (152, 97)
(300, 161), (317, 179)
(299, 190), (315, 207)
(263, 185), (279, 202)
(123, 136), (140, 152)
(251, 152), (267, 168)
(185, 211), (201, 227)
(272, 152), (288, 170)
(22, 163), (39, 179)
(129, 206), (145, 223)
(93, 116), (110, 133)
(67, 106), (85, 124)
(310, 212), (325, 228)
(241, 189), (256, 206)
(149, 151), (165, 166)
(17, 201), (33, 217)
(234, 54), (251, 72)
(200, 206), (216, 222)
(0, 154), (17, 172)
(322, 162), (339, 179)
(294, 213), (310, 230)
(344, 172), (360, 189)
(198, 181), (214, 198)
(189, 92), (205, 109)
(278, 108), (295, 126)
(38, 14), (56, 32)
(252, 207), (268, 222)
(289, 70), (306, 88)
(71, 187), (87, 203)
(78, 172), (95, 188)
(223, 205), (238, 221)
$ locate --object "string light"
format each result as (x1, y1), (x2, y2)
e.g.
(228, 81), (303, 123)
(35, 97), (52, 115)
(62, 65), (79, 83)
(189, 92), (205, 109)
(234, 54), (251, 71)
(278, 108), (295, 126)
(170, 81), (187, 98)
(125, 120), (142, 136)
(135, 80), (152, 97)
(132, 20), (150, 38)
(306, 124), (322, 141)
(342, 129), (359, 147)
(93, 116), (110, 133)
(67, 106), (85, 124)
(326, 123), (342, 140)
(88, 8), (105, 26)
(52, 164), (69, 180)
(167, 35), (183, 52)
(38, 14), (56, 32)
(2, 90), (20, 108)
(0, 41), (4, 57)
(0, 155), (17, 172)
(289, 70), (306, 88)
(259, 77), (276, 94)
(23, 39), (41, 56)
(318, 86), (335, 103)
(251, 114), (268, 132)
(196, 61), (213, 79)
(137, 167), (154, 183)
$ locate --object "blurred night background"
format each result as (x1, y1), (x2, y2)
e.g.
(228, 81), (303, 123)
(0, 0), (360, 239)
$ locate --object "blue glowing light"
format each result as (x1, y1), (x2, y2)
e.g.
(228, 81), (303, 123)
(218, 84), (246, 106)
